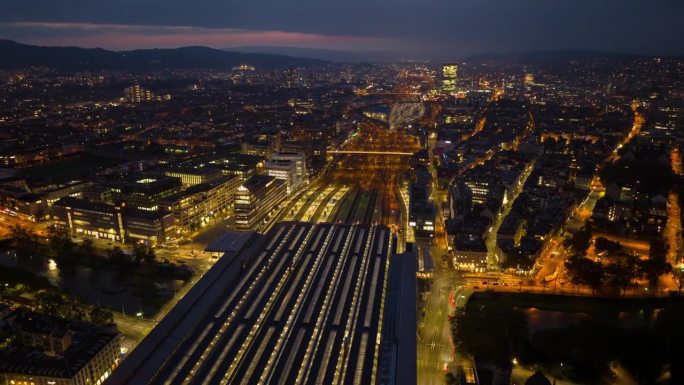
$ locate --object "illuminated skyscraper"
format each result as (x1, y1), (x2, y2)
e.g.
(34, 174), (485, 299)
(123, 84), (171, 103)
(283, 67), (296, 88)
(124, 84), (153, 103)
(442, 63), (458, 94)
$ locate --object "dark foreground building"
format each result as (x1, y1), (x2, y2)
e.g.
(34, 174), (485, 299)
(105, 221), (416, 385)
(0, 308), (121, 385)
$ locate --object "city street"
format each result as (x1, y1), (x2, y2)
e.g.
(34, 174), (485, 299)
(0, 214), (50, 240)
(607, 104), (644, 163)
(484, 161), (535, 268)
(666, 148), (683, 266)
(416, 238), (464, 385)
(417, 122), (481, 384)
(2, 16), (683, 385)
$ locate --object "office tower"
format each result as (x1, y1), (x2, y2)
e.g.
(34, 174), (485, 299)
(442, 63), (458, 94)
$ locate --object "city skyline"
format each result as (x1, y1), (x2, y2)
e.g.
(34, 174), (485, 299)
(1, 3), (684, 385)
(1, 0), (684, 59)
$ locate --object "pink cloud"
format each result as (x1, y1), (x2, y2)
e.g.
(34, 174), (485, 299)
(2, 22), (398, 51)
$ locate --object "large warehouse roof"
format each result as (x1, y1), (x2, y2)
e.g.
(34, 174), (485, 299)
(105, 221), (416, 385)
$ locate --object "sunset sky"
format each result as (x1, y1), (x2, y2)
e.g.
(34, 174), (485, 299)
(2, 0), (683, 58)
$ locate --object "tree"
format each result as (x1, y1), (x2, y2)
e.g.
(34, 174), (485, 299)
(673, 266), (684, 294)
(10, 224), (32, 244)
(604, 261), (632, 294)
(584, 260), (605, 294)
(67, 302), (86, 320)
(622, 253), (641, 285)
(638, 257), (672, 289)
(599, 147), (678, 195)
(565, 255), (585, 286)
(10, 224), (36, 256)
(79, 238), (96, 258)
(525, 371), (552, 385)
(133, 242), (155, 265)
(649, 239), (667, 261)
(638, 240), (672, 288)
(35, 289), (64, 316)
(89, 306), (114, 325)
(564, 225), (592, 255)
(564, 255), (605, 294)
(107, 246), (130, 265)
(47, 225), (75, 259)
(46, 224), (58, 239)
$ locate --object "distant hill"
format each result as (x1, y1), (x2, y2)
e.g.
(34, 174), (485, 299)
(230, 46), (412, 63)
(462, 50), (649, 65)
(0, 39), (328, 71)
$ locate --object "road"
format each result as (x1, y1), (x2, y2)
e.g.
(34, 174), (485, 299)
(534, 187), (603, 283)
(666, 148), (683, 267)
(415, 94), (504, 384)
(484, 161), (535, 268)
(533, 102), (642, 284)
(565, 187), (603, 231)
(416, 238), (467, 385)
(607, 103), (644, 163)
(0, 213), (50, 240)
(416, 112), (489, 384)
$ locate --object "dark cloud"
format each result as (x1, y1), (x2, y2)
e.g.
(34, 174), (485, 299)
(1, 0), (683, 57)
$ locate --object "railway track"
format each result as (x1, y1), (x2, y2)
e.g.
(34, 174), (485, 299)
(310, 185), (343, 223)
(333, 188), (359, 223)
(292, 185), (328, 221)
(362, 189), (379, 224)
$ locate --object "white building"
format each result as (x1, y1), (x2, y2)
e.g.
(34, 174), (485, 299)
(271, 152), (307, 181)
(264, 159), (302, 194)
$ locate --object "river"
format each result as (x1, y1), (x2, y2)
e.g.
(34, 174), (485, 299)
(0, 251), (182, 316)
(521, 306), (661, 333)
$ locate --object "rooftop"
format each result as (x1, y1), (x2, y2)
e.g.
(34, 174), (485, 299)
(0, 309), (120, 379)
(105, 222), (414, 385)
(237, 174), (282, 193)
(204, 231), (256, 253)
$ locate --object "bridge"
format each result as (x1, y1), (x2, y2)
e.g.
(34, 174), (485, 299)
(329, 150), (415, 156)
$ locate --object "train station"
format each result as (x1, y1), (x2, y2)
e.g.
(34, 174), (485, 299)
(105, 221), (416, 385)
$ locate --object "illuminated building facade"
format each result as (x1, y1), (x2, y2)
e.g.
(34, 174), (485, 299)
(524, 73), (534, 85)
(464, 180), (489, 204)
(123, 84), (171, 103)
(159, 176), (240, 232)
(271, 152), (307, 181)
(104, 177), (182, 211)
(441, 63), (458, 94)
(234, 175), (287, 230)
(408, 183), (435, 235)
(124, 84), (153, 103)
(453, 236), (489, 272)
(264, 159), (302, 194)
(51, 197), (175, 245)
(164, 168), (222, 187)
(240, 140), (274, 158)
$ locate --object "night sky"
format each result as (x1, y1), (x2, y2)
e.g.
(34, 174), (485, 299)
(2, 0), (683, 58)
